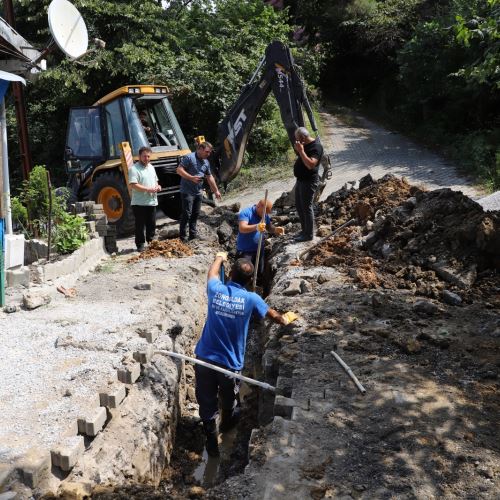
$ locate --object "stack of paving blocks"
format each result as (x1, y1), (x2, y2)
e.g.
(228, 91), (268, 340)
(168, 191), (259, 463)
(71, 201), (118, 254)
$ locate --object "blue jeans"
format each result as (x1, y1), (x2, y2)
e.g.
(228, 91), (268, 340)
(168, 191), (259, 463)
(179, 192), (202, 240)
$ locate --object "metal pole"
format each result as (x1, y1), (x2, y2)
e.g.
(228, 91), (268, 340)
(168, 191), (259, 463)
(252, 189), (268, 291)
(331, 350), (366, 395)
(154, 350), (276, 392)
(46, 170), (52, 261)
(0, 99), (12, 234)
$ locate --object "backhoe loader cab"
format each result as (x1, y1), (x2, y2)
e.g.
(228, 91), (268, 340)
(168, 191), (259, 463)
(65, 85), (191, 233)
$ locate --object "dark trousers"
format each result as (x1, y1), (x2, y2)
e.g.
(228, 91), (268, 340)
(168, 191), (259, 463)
(195, 361), (240, 422)
(295, 179), (318, 238)
(180, 193), (202, 240)
(132, 205), (156, 248)
(237, 247), (265, 275)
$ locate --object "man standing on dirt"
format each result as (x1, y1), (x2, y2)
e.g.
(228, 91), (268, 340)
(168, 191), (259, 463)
(195, 253), (297, 457)
(236, 199), (285, 274)
(176, 141), (222, 242)
(128, 146), (162, 252)
(293, 126), (323, 242)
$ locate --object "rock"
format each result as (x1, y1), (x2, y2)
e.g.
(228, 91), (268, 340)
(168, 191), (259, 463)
(413, 300), (439, 315)
(217, 220), (233, 243)
(22, 291), (51, 310)
(371, 292), (388, 308)
(404, 196), (417, 209)
(441, 290), (462, 306)
(317, 225), (330, 237)
(3, 305), (19, 313)
(361, 231), (378, 248)
(317, 274), (329, 284)
(403, 338), (422, 354)
(324, 255), (345, 266)
(354, 201), (372, 221)
(381, 243), (393, 258)
(283, 279), (302, 296)
(358, 173), (374, 189)
(188, 486), (206, 498)
(300, 280), (313, 293)
(430, 262), (477, 288)
(158, 226), (180, 239)
(366, 220), (374, 231)
(134, 282), (152, 291)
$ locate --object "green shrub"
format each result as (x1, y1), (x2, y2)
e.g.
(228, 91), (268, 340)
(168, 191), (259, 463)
(53, 212), (88, 254)
(14, 165), (88, 253)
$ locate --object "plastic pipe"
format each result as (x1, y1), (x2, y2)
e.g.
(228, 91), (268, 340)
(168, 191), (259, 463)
(0, 99), (12, 234)
(154, 350), (276, 392)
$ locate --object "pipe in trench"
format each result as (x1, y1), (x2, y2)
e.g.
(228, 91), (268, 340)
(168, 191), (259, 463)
(154, 350), (276, 392)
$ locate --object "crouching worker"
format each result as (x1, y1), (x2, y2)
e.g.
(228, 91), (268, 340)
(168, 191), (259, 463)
(194, 253), (298, 457)
(236, 199), (285, 275)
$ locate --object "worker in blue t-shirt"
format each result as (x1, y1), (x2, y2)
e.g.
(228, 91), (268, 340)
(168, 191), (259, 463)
(236, 199), (285, 274)
(194, 253), (297, 457)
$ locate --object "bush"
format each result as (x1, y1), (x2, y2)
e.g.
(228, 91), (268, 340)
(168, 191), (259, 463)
(14, 165), (88, 253)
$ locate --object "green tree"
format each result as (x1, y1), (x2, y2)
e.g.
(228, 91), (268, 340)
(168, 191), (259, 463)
(13, 0), (294, 188)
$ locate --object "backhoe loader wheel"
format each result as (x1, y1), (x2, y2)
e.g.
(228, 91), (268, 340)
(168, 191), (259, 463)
(158, 193), (182, 220)
(90, 171), (135, 235)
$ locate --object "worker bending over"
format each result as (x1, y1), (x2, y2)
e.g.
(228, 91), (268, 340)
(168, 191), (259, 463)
(194, 253), (297, 457)
(236, 199), (285, 274)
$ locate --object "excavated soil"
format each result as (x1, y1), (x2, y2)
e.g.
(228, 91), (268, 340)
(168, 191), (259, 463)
(127, 239), (194, 262)
(307, 175), (500, 302)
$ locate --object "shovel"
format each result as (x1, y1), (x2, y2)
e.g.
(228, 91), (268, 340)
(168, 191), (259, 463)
(252, 189), (268, 292)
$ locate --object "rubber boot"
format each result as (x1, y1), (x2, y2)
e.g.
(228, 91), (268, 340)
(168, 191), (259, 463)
(219, 407), (241, 433)
(202, 419), (219, 457)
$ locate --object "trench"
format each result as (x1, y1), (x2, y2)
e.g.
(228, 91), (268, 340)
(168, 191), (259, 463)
(88, 252), (278, 499)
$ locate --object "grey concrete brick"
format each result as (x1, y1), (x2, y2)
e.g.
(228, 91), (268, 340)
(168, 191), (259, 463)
(0, 491), (18, 500)
(99, 384), (126, 408)
(274, 395), (296, 420)
(6, 267), (30, 287)
(18, 449), (51, 488)
(133, 346), (155, 364)
(0, 465), (14, 489)
(117, 363), (141, 384)
(77, 406), (107, 437)
(50, 436), (85, 471)
(137, 326), (159, 343)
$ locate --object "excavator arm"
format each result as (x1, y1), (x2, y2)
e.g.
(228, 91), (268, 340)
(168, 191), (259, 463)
(212, 41), (319, 183)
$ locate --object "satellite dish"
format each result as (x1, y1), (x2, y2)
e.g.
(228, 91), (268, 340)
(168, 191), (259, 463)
(48, 0), (88, 60)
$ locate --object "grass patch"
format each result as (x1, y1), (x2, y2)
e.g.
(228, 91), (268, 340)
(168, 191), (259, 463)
(95, 261), (115, 273)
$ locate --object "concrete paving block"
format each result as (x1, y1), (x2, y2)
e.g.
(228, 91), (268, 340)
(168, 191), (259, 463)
(274, 395), (296, 420)
(0, 464), (14, 488)
(137, 327), (159, 343)
(18, 449), (51, 488)
(117, 363), (141, 384)
(6, 266), (30, 287)
(78, 407), (107, 437)
(0, 492), (18, 500)
(99, 384), (126, 408)
(133, 346), (154, 364)
(51, 436), (85, 471)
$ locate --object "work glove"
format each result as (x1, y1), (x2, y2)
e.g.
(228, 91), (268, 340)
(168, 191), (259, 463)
(257, 222), (266, 233)
(282, 311), (299, 325)
(216, 251), (228, 262)
(274, 227), (285, 236)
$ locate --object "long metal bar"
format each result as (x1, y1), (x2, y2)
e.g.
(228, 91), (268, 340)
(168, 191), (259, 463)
(0, 99), (12, 234)
(154, 350), (276, 392)
(252, 189), (268, 291)
(331, 350), (366, 394)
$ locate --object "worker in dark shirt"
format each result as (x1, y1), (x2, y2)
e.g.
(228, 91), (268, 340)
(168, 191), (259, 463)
(293, 127), (323, 242)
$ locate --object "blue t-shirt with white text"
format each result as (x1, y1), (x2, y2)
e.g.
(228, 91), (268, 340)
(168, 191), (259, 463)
(236, 205), (271, 253)
(195, 278), (269, 370)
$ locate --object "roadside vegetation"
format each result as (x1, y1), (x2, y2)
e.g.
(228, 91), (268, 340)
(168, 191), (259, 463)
(12, 165), (88, 254)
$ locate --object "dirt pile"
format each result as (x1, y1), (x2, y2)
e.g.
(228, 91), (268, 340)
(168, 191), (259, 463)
(307, 175), (500, 300)
(128, 239), (194, 262)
